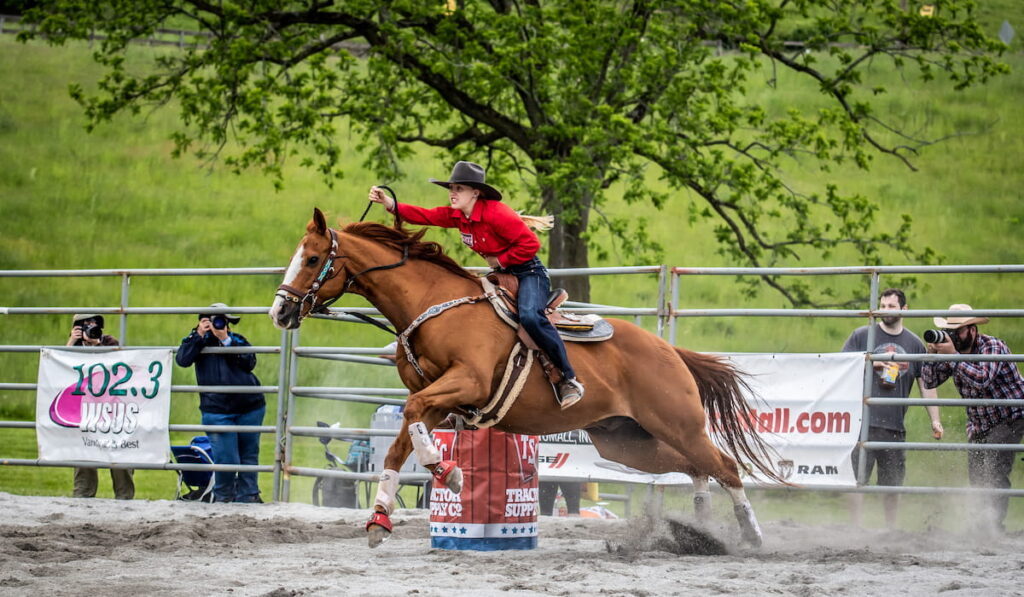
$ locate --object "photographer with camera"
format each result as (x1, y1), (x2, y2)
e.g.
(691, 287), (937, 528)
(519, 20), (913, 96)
(841, 289), (942, 528)
(921, 304), (1024, 533)
(66, 314), (135, 499)
(176, 303), (266, 504)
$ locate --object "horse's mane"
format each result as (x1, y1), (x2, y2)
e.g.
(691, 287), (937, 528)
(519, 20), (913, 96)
(341, 221), (479, 282)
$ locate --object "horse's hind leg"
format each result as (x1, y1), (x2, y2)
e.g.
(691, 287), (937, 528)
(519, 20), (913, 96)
(677, 442), (762, 546)
(683, 444), (762, 547)
(724, 482), (762, 547)
(588, 430), (713, 524)
(592, 422), (763, 547)
(692, 475), (712, 524)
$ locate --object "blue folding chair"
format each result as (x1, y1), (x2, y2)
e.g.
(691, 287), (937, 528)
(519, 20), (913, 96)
(170, 436), (215, 503)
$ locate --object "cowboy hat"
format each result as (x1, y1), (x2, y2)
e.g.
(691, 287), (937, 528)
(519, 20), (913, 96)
(72, 314), (105, 328)
(199, 302), (241, 324)
(933, 303), (989, 329)
(429, 161), (502, 200)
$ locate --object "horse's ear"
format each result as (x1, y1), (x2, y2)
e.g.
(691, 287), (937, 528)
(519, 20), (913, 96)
(309, 207), (327, 235)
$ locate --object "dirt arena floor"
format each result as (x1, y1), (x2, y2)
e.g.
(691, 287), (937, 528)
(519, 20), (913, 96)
(1, 491), (1021, 596)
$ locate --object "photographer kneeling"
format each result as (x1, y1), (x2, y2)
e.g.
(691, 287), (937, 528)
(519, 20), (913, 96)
(176, 303), (266, 504)
(66, 314), (135, 500)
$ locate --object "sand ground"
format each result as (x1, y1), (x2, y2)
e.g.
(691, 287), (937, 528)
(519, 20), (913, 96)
(1, 492), (1021, 597)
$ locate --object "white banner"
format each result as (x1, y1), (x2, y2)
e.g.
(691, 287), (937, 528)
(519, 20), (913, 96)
(538, 352), (864, 488)
(36, 348), (172, 464)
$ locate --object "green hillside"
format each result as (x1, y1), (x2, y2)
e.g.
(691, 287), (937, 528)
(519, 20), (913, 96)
(1, 36), (1021, 529)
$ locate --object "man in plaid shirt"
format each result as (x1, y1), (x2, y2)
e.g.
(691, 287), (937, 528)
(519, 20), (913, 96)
(921, 304), (1024, 532)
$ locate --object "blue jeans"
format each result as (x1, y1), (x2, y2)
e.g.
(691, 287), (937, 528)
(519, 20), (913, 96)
(505, 257), (575, 380)
(201, 406), (265, 502)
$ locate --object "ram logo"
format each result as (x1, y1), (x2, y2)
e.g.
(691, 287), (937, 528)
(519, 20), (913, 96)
(797, 464), (839, 475)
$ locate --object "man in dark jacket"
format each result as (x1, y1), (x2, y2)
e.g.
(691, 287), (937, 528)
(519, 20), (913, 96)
(176, 303), (265, 503)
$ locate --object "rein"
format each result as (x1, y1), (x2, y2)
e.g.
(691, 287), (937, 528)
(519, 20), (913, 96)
(276, 185), (406, 330)
(276, 187), (489, 374)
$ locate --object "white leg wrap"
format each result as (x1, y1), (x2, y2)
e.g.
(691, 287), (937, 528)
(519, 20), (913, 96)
(725, 486), (762, 546)
(692, 476), (713, 521)
(725, 485), (749, 506)
(374, 468), (400, 515)
(408, 422), (442, 467)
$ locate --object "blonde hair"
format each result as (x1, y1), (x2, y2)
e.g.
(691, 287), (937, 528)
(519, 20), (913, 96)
(517, 212), (554, 232)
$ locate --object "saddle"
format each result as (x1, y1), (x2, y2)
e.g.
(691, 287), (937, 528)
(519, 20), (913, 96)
(483, 273), (613, 341)
(400, 274), (613, 428)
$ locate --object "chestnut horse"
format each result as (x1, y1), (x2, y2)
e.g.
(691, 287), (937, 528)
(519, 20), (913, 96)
(270, 209), (782, 548)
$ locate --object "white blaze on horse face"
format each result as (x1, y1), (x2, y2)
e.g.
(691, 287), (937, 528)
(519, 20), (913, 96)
(269, 244), (305, 325)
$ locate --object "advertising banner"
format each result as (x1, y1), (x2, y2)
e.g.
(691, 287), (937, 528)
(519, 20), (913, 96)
(538, 352), (865, 487)
(36, 348), (172, 464)
(430, 428), (540, 550)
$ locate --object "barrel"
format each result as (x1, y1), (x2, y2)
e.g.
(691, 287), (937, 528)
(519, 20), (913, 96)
(429, 427), (539, 550)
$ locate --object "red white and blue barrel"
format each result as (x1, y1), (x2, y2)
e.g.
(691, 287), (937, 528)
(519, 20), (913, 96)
(430, 427), (539, 550)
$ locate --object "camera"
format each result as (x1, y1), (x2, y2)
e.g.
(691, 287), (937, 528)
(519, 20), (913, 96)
(923, 329), (948, 344)
(79, 322), (103, 340)
(199, 314), (229, 330)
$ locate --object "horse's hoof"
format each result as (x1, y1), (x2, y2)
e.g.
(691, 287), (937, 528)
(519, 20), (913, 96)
(365, 510), (393, 548)
(432, 460), (463, 494)
(367, 524), (391, 548)
(445, 466), (464, 494)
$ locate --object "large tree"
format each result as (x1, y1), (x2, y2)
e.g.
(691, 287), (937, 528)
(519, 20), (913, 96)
(20, 0), (1006, 303)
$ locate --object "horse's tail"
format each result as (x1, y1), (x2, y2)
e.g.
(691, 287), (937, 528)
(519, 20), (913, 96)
(675, 347), (788, 485)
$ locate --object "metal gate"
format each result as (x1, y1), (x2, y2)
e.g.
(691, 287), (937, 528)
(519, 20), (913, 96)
(3, 263), (1023, 507)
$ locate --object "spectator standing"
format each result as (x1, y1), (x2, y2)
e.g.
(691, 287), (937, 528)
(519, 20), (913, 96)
(921, 304), (1024, 533)
(66, 314), (135, 500)
(538, 482), (581, 516)
(176, 303), (266, 503)
(842, 289), (943, 527)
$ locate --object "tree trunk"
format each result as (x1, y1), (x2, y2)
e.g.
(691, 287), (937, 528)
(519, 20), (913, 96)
(545, 188), (592, 303)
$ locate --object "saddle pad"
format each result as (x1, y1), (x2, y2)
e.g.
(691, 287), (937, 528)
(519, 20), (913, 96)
(558, 318), (614, 342)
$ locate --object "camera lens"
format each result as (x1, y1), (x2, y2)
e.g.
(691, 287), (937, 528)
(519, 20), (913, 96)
(923, 329), (946, 344)
(212, 316), (228, 330)
(83, 323), (103, 340)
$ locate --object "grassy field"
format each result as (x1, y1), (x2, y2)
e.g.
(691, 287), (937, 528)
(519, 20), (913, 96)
(1, 34), (1022, 528)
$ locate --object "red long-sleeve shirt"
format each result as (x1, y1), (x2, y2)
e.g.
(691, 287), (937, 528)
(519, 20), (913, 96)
(395, 199), (540, 268)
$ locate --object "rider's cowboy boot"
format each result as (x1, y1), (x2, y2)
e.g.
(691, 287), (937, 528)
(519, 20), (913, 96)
(555, 377), (584, 410)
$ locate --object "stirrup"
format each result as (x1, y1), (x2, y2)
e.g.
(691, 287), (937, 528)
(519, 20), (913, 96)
(555, 378), (584, 410)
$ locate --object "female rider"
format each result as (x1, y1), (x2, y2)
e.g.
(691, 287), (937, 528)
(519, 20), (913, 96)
(368, 161), (584, 409)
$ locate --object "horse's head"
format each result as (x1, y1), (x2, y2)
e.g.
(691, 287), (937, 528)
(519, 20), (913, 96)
(269, 207), (347, 330)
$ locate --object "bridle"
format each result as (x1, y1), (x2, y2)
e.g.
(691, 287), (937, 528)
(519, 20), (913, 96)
(275, 226), (411, 330)
(276, 227), (344, 317)
(276, 187), (412, 335)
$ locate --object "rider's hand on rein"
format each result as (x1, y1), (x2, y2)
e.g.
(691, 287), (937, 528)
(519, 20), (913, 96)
(369, 187), (395, 212)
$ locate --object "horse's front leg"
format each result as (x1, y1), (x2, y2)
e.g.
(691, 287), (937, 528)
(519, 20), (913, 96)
(367, 365), (485, 548)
